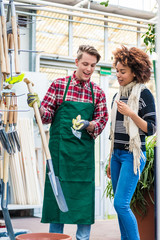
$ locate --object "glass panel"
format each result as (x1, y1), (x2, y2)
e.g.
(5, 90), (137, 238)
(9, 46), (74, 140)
(40, 67), (68, 87)
(73, 14), (104, 60)
(36, 8), (69, 55)
(107, 17), (137, 63)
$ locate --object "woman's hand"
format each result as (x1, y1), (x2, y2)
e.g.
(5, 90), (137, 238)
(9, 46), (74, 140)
(116, 100), (133, 117)
(107, 161), (111, 179)
(116, 100), (148, 133)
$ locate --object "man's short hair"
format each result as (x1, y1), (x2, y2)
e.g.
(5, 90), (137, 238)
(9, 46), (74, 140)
(77, 45), (101, 63)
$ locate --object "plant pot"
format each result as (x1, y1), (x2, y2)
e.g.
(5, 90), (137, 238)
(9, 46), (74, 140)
(133, 191), (154, 240)
(16, 233), (72, 240)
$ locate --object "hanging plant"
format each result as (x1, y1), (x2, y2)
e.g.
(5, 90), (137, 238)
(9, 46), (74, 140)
(142, 24), (155, 54)
(142, 24), (156, 83)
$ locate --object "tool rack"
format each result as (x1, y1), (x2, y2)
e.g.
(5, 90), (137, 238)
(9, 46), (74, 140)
(0, 1), (23, 239)
(0, 1), (47, 239)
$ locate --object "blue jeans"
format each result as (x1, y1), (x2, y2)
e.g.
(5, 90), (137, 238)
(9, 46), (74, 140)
(49, 223), (91, 240)
(111, 149), (146, 240)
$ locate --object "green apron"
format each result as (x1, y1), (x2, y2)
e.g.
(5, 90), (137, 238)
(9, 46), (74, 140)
(41, 76), (95, 224)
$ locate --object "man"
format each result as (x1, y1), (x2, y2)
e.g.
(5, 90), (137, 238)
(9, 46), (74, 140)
(27, 45), (108, 240)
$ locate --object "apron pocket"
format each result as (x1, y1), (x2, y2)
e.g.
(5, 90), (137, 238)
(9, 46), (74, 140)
(59, 135), (94, 182)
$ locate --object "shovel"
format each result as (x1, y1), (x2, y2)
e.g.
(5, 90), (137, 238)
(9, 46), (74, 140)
(24, 78), (69, 213)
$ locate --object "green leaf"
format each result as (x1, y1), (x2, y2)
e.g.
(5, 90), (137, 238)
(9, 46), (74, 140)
(100, 1), (109, 7)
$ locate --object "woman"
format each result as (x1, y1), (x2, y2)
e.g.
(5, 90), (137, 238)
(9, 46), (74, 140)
(107, 45), (156, 240)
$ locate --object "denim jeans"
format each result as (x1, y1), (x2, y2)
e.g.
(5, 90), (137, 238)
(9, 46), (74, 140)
(49, 223), (91, 240)
(111, 149), (146, 240)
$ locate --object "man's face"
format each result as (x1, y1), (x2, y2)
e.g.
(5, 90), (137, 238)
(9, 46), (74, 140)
(75, 52), (97, 81)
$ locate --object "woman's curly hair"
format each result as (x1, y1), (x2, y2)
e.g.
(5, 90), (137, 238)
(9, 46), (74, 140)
(112, 45), (152, 83)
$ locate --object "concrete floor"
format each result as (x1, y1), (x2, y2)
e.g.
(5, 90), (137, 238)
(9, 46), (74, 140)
(11, 217), (121, 240)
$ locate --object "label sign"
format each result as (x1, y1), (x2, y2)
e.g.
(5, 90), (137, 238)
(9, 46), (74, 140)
(100, 67), (111, 75)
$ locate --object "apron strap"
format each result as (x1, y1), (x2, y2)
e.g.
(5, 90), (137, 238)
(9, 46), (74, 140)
(90, 82), (94, 105)
(63, 76), (72, 102)
(63, 76), (95, 105)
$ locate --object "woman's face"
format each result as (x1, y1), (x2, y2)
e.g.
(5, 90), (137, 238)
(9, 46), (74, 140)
(116, 62), (135, 86)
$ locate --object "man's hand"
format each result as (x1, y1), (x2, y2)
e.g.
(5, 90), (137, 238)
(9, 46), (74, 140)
(72, 115), (89, 131)
(27, 92), (41, 108)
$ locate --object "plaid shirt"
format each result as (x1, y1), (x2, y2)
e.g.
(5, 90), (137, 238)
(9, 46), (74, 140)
(41, 72), (108, 139)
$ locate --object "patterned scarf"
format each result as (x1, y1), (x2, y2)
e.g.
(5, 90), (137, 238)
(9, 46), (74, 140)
(110, 81), (146, 175)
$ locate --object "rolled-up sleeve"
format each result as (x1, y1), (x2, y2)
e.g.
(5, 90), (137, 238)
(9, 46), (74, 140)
(41, 82), (57, 124)
(140, 89), (156, 136)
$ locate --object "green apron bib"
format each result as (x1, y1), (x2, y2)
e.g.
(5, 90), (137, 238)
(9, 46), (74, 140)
(41, 77), (95, 224)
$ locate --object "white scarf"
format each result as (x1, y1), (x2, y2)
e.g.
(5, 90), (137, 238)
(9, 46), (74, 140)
(110, 82), (146, 176)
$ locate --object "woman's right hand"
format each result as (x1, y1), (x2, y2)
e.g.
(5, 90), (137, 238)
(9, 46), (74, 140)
(107, 161), (111, 179)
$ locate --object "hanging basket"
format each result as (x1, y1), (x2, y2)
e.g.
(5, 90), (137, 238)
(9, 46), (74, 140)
(16, 233), (72, 240)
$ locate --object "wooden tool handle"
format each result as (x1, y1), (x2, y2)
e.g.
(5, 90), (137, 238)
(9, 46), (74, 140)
(1, 100), (5, 123)
(24, 78), (51, 160)
(13, 104), (18, 125)
(3, 148), (9, 200)
(7, 33), (13, 50)
(0, 18), (6, 74)
(1, 16), (10, 75)
(7, 33), (10, 49)
(9, 105), (13, 125)
(10, 33), (14, 50)
(11, 16), (20, 74)
(17, 26), (20, 51)
(3, 106), (8, 126)
(4, 93), (10, 128)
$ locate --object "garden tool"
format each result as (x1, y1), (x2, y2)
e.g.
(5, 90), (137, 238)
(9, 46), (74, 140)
(17, 24), (20, 54)
(9, 0), (20, 74)
(1, 92), (15, 240)
(24, 78), (69, 213)
(12, 96), (20, 151)
(7, 99), (16, 154)
(7, 4), (14, 82)
(6, 6), (24, 85)
(0, 100), (12, 155)
(0, 0), (10, 75)
(0, 16), (6, 74)
(1, 180), (15, 240)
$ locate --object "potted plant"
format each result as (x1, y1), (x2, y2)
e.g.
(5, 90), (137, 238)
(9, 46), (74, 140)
(104, 135), (156, 240)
